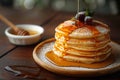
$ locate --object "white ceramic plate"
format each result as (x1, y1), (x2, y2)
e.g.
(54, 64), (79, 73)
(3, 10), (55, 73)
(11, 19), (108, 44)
(33, 38), (120, 77)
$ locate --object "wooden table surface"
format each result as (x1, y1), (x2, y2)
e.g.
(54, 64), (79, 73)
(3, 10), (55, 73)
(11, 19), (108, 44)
(0, 7), (120, 80)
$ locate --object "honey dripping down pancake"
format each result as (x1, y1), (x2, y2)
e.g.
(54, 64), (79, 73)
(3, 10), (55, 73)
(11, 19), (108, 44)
(45, 11), (114, 68)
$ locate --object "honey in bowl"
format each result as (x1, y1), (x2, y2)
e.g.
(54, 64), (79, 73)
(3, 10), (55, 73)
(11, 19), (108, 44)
(27, 29), (38, 35)
(10, 29), (38, 36)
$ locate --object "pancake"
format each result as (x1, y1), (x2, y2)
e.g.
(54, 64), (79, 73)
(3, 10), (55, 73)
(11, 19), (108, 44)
(55, 20), (110, 39)
(66, 43), (108, 51)
(66, 46), (112, 57)
(63, 51), (111, 64)
(53, 45), (112, 57)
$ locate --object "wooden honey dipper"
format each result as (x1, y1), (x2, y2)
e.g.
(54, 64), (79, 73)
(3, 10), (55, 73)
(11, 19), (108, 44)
(0, 14), (29, 36)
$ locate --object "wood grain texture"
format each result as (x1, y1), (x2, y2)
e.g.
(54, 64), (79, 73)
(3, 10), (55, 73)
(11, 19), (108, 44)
(0, 20), (16, 58)
(0, 46), (38, 80)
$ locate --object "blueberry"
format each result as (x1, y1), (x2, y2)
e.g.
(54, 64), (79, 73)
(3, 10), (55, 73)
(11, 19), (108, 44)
(84, 16), (93, 25)
(75, 12), (85, 22)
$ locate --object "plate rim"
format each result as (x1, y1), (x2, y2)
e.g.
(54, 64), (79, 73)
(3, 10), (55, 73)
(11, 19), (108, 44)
(33, 38), (120, 77)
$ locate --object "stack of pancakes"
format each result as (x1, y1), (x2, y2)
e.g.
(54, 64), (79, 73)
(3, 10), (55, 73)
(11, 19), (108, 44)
(53, 20), (112, 64)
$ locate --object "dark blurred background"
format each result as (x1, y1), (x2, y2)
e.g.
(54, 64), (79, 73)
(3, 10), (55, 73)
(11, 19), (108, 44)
(0, 0), (120, 15)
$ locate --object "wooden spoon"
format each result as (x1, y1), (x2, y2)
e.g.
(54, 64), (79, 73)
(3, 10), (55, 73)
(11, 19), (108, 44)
(0, 14), (29, 36)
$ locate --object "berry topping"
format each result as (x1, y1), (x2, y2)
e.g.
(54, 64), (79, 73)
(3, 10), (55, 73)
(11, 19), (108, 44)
(75, 11), (85, 22)
(84, 16), (93, 25)
(74, 10), (94, 25)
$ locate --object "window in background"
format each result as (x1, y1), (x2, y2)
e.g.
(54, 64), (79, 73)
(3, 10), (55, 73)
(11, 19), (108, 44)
(0, 0), (119, 15)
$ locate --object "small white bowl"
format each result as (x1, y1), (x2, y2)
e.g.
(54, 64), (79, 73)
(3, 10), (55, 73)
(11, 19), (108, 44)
(5, 24), (44, 45)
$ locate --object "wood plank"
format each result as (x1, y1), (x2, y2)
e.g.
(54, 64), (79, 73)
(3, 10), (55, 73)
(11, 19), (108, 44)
(0, 8), (57, 25)
(0, 46), (38, 80)
(0, 21), (16, 58)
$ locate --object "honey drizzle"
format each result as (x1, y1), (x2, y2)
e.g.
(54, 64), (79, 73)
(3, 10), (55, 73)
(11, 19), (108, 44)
(86, 25), (100, 36)
(56, 23), (78, 55)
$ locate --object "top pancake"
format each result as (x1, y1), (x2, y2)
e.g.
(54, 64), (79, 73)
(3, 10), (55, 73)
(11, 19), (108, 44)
(55, 20), (110, 39)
